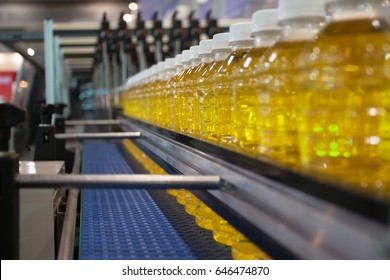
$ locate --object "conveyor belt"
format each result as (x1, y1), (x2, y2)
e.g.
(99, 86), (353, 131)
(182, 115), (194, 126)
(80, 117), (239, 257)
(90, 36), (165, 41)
(80, 141), (196, 260)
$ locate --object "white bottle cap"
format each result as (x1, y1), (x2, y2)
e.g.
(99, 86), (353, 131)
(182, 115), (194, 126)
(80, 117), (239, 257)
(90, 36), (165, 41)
(165, 58), (176, 69)
(182, 50), (191, 63)
(279, 0), (326, 22)
(252, 9), (281, 34)
(229, 22), (253, 42)
(189, 46), (199, 60)
(175, 54), (182, 66)
(199, 39), (213, 55)
(157, 61), (165, 72)
(151, 65), (158, 76)
(212, 32), (230, 50)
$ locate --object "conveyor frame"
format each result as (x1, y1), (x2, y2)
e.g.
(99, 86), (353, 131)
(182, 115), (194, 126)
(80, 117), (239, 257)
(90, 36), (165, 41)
(120, 116), (390, 260)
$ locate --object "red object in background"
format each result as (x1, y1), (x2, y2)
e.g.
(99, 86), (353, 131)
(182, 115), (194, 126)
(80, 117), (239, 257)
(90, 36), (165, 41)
(0, 71), (17, 102)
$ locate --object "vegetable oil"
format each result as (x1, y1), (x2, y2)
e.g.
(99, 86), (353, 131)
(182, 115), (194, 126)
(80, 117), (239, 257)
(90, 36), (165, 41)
(212, 216), (239, 246)
(161, 58), (177, 129)
(200, 34), (231, 142)
(297, 0), (390, 197)
(214, 23), (253, 148)
(189, 40), (215, 138)
(255, 0), (326, 168)
(232, 9), (281, 156)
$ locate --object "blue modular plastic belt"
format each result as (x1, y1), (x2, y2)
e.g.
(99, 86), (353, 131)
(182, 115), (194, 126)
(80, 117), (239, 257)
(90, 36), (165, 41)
(80, 141), (195, 260)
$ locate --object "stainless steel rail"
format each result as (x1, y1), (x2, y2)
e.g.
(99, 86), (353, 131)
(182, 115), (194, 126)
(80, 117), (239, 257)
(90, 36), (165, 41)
(16, 174), (225, 190)
(55, 132), (141, 140)
(57, 144), (81, 260)
(65, 119), (122, 126)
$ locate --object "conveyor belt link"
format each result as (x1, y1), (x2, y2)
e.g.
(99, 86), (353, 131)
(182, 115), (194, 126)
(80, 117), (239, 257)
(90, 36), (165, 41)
(80, 142), (195, 259)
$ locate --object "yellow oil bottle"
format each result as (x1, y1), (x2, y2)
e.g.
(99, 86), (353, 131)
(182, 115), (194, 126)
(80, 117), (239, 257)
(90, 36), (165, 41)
(255, 0), (326, 168)
(154, 61), (166, 126)
(232, 9), (281, 156)
(184, 192), (200, 216)
(195, 202), (218, 230)
(297, 0), (390, 197)
(183, 46), (202, 137)
(213, 23), (253, 149)
(188, 41), (215, 138)
(176, 50), (192, 134)
(161, 58), (177, 129)
(199, 35), (231, 143)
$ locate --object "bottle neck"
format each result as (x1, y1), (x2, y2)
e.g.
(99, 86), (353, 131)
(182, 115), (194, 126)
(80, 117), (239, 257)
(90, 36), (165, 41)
(199, 53), (214, 63)
(182, 61), (191, 70)
(212, 49), (232, 61)
(229, 40), (254, 52)
(163, 69), (176, 81)
(190, 58), (201, 67)
(279, 17), (325, 42)
(327, 0), (385, 21)
(253, 30), (281, 48)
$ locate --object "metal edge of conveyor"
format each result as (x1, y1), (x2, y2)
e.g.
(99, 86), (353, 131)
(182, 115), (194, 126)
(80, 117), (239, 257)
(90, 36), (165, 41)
(57, 143), (81, 260)
(120, 117), (390, 260)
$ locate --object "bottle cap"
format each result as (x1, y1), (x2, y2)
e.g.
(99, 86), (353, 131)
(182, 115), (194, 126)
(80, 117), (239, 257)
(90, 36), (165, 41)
(252, 9), (281, 33)
(189, 46), (200, 59)
(279, 0), (326, 22)
(165, 58), (176, 69)
(212, 32), (231, 50)
(229, 22), (253, 42)
(199, 39), (213, 55)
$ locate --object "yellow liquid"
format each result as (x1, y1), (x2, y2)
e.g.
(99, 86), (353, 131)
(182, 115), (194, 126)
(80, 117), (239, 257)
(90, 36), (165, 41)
(176, 189), (188, 205)
(214, 49), (250, 148)
(195, 202), (217, 230)
(212, 216), (238, 246)
(232, 47), (271, 156)
(184, 192), (200, 216)
(298, 18), (390, 197)
(172, 68), (186, 132)
(231, 233), (271, 260)
(162, 77), (175, 129)
(255, 40), (312, 168)
(199, 61), (225, 142)
(178, 64), (199, 135)
(187, 62), (212, 138)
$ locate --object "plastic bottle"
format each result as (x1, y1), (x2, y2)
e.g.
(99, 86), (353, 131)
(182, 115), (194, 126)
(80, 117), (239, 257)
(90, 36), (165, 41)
(254, 0), (326, 168)
(186, 46), (202, 137)
(155, 61), (166, 126)
(199, 33), (231, 142)
(169, 54), (184, 131)
(191, 40), (215, 139)
(161, 58), (177, 129)
(297, 0), (390, 197)
(213, 23), (253, 148)
(176, 50), (192, 134)
(195, 201), (218, 230)
(232, 9), (281, 156)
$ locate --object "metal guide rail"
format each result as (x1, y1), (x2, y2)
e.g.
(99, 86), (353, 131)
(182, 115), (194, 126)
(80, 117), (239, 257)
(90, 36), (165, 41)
(120, 116), (390, 260)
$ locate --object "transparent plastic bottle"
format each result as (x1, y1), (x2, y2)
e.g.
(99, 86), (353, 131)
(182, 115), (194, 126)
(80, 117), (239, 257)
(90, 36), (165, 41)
(154, 61), (166, 126)
(213, 23), (253, 148)
(191, 40), (215, 139)
(200, 34), (231, 142)
(161, 58), (177, 129)
(255, 0), (326, 168)
(169, 54), (184, 132)
(232, 9), (281, 156)
(212, 215), (239, 246)
(297, 0), (390, 197)
(186, 46), (202, 137)
(176, 50), (192, 134)
(148, 65), (159, 125)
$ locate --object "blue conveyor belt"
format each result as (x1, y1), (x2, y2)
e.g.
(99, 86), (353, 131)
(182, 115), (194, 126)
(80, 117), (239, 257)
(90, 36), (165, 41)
(80, 141), (195, 259)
